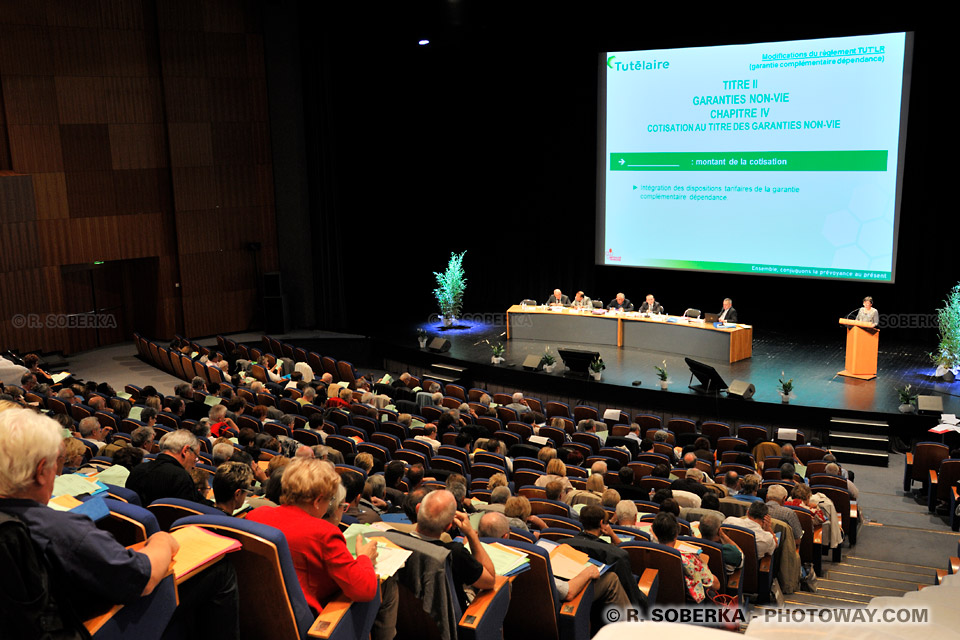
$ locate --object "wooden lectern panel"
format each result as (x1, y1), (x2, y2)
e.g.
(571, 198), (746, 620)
(838, 318), (878, 380)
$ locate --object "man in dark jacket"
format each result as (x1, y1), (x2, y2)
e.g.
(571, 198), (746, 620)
(127, 429), (210, 506)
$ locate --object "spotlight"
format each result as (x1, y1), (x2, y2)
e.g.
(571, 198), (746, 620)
(418, 39), (430, 46)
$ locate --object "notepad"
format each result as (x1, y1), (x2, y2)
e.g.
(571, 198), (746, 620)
(465, 540), (530, 577)
(169, 526), (242, 582)
(128, 406), (143, 422)
(342, 526), (412, 578)
(676, 542), (702, 555)
(204, 395), (222, 406)
(52, 474), (107, 498)
(549, 544), (607, 580)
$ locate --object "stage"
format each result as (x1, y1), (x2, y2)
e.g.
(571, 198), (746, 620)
(370, 316), (959, 446)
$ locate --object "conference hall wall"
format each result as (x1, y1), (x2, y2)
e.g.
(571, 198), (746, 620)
(0, 0), (278, 354)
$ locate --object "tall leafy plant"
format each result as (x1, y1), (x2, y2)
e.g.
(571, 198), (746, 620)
(433, 251), (468, 319)
(931, 283), (960, 370)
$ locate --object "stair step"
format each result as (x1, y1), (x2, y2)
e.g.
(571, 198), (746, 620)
(783, 591), (867, 607)
(431, 363), (466, 374)
(816, 578), (911, 599)
(843, 556), (941, 574)
(827, 564), (937, 586)
(829, 431), (890, 451)
(424, 373), (457, 384)
(829, 417), (890, 437)
(830, 445), (889, 467)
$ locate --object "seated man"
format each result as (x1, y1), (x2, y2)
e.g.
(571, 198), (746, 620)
(410, 489), (495, 609)
(478, 511), (629, 619)
(718, 298), (737, 323)
(570, 291), (592, 309)
(0, 407), (240, 639)
(545, 289), (570, 306)
(638, 294), (663, 315)
(505, 392), (531, 415)
(571, 505), (647, 608)
(127, 429), (211, 506)
(607, 292), (634, 312)
(613, 500), (639, 527)
(764, 484), (803, 542)
(723, 501), (778, 558)
(212, 461), (254, 516)
(698, 513), (743, 575)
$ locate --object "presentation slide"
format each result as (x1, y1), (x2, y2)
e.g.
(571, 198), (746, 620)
(598, 32), (911, 282)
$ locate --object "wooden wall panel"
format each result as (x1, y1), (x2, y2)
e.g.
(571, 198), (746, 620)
(98, 0), (148, 31)
(0, 25), (54, 75)
(1, 0), (279, 351)
(64, 169), (118, 217)
(60, 124), (113, 171)
(32, 172), (70, 219)
(204, 33), (248, 77)
(100, 28), (155, 77)
(159, 31), (208, 77)
(1, 76), (59, 124)
(7, 124), (63, 172)
(167, 122), (213, 167)
(50, 26), (106, 76)
(170, 166), (217, 211)
(0, 222), (40, 272)
(102, 76), (164, 123)
(114, 168), (171, 215)
(0, 173), (36, 222)
(55, 76), (109, 123)
(109, 123), (167, 169)
(163, 77), (210, 122)
(45, 0), (103, 28)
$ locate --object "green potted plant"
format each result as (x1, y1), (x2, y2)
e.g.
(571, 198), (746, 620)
(490, 342), (505, 364)
(930, 283), (960, 382)
(589, 356), (605, 381)
(540, 347), (557, 373)
(655, 360), (670, 389)
(433, 251), (467, 328)
(777, 372), (795, 404)
(896, 384), (918, 413)
(417, 328), (427, 348)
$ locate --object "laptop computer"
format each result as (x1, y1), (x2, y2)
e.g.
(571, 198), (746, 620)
(704, 312), (721, 323)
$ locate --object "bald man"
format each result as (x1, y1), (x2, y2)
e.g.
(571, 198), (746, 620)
(545, 289), (570, 306)
(414, 489), (495, 609)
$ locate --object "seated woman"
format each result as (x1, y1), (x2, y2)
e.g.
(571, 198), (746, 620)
(651, 512), (718, 604)
(535, 458), (574, 496)
(503, 496), (546, 535)
(784, 483), (826, 525)
(246, 457), (396, 638)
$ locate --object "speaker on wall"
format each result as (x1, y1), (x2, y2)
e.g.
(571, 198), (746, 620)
(427, 338), (451, 353)
(727, 379), (756, 400)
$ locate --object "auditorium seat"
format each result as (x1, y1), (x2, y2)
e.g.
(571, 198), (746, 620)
(148, 497), (227, 532)
(905, 442), (949, 493)
(369, 530), (510, 640)
(929, 459), (960, 513)
(493, 537), (594, 640)
(700, 421), (731, 446)
(96, 500), (160, 547)
(720, 522), (775, 603)
(170, 516), (380, 640)
(619, 540), (686, 605)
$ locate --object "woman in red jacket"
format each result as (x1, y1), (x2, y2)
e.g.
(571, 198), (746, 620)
(246, 458), (379, 613)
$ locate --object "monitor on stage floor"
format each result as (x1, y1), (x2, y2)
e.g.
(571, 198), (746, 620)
(558, 348), (601, 375)
(685, 357), (728, 394)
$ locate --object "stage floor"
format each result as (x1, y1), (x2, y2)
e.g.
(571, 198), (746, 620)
(407, 319), (959, 418)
